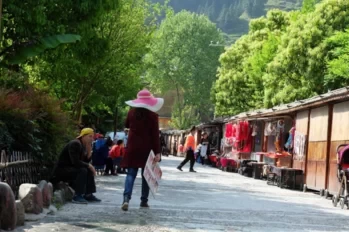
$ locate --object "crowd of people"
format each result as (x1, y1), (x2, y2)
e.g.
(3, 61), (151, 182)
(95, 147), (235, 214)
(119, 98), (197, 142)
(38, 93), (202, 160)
(49, 88), (212, 210)
(50, 89), (162, 210)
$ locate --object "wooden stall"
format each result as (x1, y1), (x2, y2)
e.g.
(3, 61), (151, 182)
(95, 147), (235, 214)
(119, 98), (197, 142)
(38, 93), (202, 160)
(293, 110), (309, 171)
(305, 106), (330, 192)
(162, 86), (349, 195)
(328, 101), (349, 194)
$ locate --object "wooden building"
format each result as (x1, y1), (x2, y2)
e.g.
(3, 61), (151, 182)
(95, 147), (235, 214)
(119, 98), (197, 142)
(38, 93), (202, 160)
(220, 87), (349, 195)
(162, 86), (349, 196)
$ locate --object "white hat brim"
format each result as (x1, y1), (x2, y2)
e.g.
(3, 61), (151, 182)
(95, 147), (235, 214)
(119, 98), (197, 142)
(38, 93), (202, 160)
(125, 98), (164, 112)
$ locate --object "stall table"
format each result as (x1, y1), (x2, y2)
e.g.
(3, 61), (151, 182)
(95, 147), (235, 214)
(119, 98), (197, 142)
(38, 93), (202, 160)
(267, 166), (304, 190)
(251, 162), (265, 179)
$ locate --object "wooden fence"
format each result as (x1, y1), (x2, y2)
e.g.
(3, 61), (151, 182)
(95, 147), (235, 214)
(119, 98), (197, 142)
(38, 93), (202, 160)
(0, 150), (50, 198)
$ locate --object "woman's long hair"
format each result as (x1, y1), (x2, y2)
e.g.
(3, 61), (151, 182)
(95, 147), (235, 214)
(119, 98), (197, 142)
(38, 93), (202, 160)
(134, 107), (149, 120)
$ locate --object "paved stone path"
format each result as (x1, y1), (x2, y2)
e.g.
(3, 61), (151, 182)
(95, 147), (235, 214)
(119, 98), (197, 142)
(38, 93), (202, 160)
(15, 156), (349, 232)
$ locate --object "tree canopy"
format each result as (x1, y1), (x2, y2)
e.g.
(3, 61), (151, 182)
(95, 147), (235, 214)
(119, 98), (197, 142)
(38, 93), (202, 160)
(28, 0), (161, 124)
(145, 10), (224, 129)
(0, 0), (166, 160)
(213, 0), (349, 117)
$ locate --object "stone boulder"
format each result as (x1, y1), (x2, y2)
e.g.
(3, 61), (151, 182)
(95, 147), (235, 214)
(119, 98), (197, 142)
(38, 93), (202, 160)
(19, 184), (43, 214)
(53, 190), (65, 205)
(38, 180), (52, 208)
(66, 186), (75, 201)
(48, 182), (53, 198)
(16, 200), (25, 226)
(0, 182), (17, 230)
(56, 182), (74, 201)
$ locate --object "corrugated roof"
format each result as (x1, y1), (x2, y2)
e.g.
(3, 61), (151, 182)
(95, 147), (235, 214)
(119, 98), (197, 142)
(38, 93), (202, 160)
(162, 86), (349, 132)
(223, 86), (349, 122)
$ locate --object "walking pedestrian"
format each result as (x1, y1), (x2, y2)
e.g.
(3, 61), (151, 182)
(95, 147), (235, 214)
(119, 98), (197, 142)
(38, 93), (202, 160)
(177, 126), (197, 172)
(120, 89), (163, 211)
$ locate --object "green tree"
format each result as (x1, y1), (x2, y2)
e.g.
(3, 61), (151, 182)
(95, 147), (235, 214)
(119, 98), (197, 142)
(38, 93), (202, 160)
(265, 0), (349, 106)
(301, 0), (321, 13)
(214, 0), (349, 117)
(168, 102), (200, 130)
(325, 30), (349, 89)
(213, 9), (290, 116)
(30, 0), (158, 123)
(145, 10), (224, 129)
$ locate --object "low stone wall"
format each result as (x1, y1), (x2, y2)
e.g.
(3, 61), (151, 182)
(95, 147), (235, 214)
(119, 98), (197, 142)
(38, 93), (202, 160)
(0, 180), (74, 231)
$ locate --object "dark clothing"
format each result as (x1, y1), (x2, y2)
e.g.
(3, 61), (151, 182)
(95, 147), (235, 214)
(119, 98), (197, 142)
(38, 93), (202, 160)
(121, 108), (160, 168)
(51, 139), (96, 195)
(55, 139), (90, 169)
(53, 167), (96, 195)
(105, 157), (123, 174)
(105, 157), (115, 175)
(178, 150), (195, 170)
(160, 135), (166, 147)
(92, 139), (109, 166)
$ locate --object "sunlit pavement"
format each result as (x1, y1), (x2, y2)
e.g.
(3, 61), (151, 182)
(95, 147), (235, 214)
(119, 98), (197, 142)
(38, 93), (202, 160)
(15, 156), (349, 232)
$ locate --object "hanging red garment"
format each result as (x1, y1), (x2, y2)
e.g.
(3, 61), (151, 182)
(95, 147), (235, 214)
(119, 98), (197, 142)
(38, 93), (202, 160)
(242, 121), (249, 140)
(225, 123), (233, 137)
(242, 133), (252, 152)
(235, 122), (242, 142)
(242, 123), (252, 152)
(232, 124), (236, 138)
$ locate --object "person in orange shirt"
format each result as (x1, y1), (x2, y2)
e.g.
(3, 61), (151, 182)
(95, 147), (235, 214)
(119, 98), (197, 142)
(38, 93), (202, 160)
(104, 140), (124, 176)
(177, 126), (197, 172)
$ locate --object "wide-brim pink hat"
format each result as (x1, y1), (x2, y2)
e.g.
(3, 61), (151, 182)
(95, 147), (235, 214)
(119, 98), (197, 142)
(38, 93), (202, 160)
(125, 89), (164, 112)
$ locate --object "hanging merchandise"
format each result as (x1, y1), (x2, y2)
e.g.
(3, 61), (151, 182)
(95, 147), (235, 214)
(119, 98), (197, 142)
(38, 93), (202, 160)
(274, 120), (284, 153)
(264, 122), (276, 136)
(277, 120), (285, 129)
(242, 122), (252, 153)
(225, 123), (233, 137)
(235, 122), (242, 142)
(225, 137), (234, 147)
(284, 127), (295, 151)
(232, 123), (236, 138)
(241, 121), (249, 141)
(264, 122), (271, 136)
(252, 123), (258, 137)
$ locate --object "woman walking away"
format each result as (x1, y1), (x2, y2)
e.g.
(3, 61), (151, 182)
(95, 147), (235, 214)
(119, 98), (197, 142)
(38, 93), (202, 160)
(121, 89), (163, 211)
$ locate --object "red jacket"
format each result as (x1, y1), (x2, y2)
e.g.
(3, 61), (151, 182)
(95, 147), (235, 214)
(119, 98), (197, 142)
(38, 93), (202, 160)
(121, 108), (160, 168)
(109, 145), (124, 159)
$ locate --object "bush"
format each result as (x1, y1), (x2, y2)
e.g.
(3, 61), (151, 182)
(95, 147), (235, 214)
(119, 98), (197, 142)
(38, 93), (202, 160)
(0, 87), (75, 164)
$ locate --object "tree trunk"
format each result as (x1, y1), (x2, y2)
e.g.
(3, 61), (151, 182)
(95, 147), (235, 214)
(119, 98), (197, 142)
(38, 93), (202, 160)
(75, 101), (84, 124)
(175, 84), (184, 128)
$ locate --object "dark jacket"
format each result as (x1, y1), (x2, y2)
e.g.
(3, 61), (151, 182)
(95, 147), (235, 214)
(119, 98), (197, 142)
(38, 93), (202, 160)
(55, 139), (90, 169)
(121, 108), (160, 168)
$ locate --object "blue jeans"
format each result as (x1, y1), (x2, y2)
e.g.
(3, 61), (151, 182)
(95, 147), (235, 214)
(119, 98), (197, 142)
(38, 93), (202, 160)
(123, 168), (150, 203)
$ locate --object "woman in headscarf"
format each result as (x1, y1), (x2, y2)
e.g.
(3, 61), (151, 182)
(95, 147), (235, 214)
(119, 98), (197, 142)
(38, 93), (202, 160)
(121, 89), (163, 211)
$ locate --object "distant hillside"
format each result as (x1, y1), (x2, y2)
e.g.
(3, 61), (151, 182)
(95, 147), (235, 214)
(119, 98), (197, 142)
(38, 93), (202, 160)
(153, 0), (304, 42)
